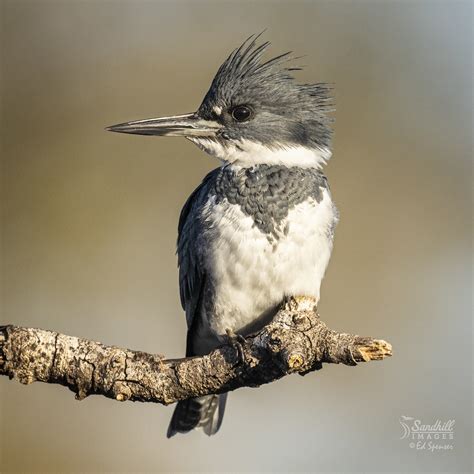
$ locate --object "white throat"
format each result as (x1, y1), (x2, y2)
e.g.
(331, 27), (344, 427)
(188, 137), (331, 169)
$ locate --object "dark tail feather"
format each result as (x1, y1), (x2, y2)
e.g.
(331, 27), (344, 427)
(167, 393), (227, 437)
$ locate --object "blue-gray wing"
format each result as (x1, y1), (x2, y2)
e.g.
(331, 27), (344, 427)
(177, 168), (219, 330)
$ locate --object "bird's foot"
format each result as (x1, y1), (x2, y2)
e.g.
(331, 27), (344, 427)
(225, 328), (246, 364)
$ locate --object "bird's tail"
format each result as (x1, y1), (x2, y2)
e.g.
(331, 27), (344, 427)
(167, 393), (227, 437)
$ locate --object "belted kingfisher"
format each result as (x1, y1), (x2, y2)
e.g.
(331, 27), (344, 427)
(107, 34), (338, 437)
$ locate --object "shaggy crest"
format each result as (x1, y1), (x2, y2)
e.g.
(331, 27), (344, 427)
(199, 33), (333, 124)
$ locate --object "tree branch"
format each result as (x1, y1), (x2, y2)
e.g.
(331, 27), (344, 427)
(0, 297), (392, 404)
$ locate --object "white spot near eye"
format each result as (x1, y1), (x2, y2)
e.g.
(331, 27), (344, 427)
(213, 105), (222, 116)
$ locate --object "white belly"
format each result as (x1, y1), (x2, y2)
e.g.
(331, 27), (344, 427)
(201, 188), (337, 337)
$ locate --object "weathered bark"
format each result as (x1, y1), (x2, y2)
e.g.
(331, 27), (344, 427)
(0, 296), (392, 404)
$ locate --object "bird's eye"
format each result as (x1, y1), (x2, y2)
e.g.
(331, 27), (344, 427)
(231, 105), (253, 122)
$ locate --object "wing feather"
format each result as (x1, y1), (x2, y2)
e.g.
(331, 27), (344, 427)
(177, 168), (219, 330)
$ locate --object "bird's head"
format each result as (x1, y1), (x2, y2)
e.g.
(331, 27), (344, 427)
(107, 34), (333, 168)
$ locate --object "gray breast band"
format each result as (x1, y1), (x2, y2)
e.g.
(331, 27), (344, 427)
(212, 164), (328, 237)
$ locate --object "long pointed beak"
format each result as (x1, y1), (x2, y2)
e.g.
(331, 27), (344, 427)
(106, 113), (222, 137)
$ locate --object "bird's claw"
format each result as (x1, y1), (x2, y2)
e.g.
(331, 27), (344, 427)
(225, 328), (246, 364)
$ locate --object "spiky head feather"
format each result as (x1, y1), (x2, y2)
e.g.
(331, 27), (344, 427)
(197, 34), (333, 152)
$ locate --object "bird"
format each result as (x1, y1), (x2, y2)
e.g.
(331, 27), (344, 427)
(107, 34), (338, 437)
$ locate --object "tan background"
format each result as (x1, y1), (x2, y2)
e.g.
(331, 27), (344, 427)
(0, 0), (472, 472)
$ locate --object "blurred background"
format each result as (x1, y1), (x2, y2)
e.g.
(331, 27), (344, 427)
(0, 0), (472, 472)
